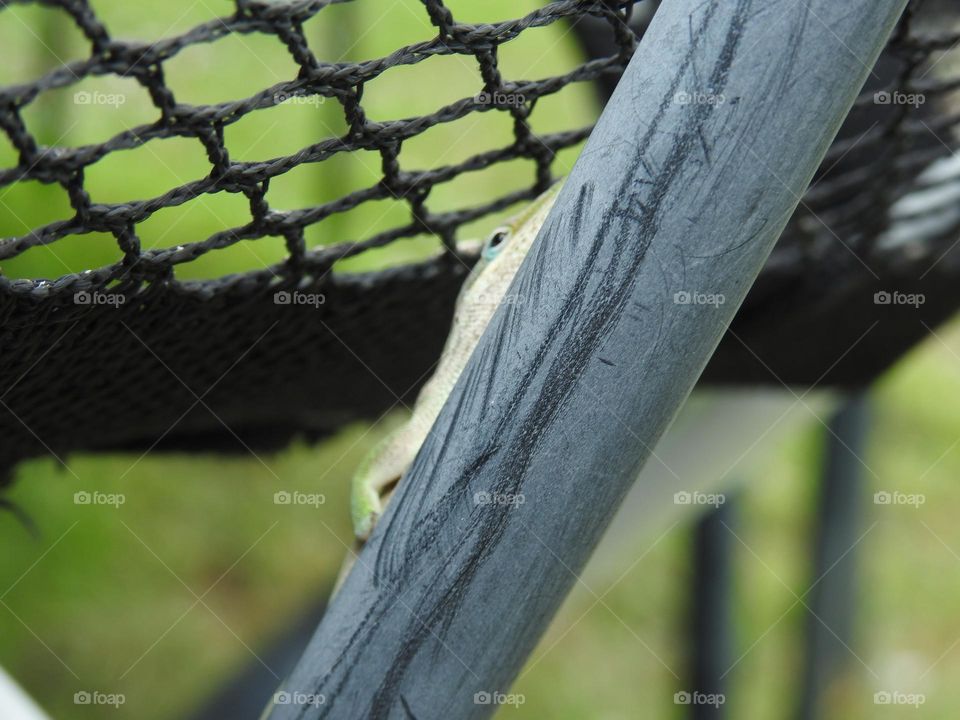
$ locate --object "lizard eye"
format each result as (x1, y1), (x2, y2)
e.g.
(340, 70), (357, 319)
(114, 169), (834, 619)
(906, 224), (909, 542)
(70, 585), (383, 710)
(483, 227), (510, 260)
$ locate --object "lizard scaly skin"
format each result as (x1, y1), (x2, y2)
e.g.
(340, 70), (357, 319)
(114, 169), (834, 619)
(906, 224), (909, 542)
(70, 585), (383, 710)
(349, 181), (563, 542)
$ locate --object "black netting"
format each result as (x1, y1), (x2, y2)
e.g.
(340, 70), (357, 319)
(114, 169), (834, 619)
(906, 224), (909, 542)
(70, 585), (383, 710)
(0, 0), (959, 478)
(0, 0), (636, 286)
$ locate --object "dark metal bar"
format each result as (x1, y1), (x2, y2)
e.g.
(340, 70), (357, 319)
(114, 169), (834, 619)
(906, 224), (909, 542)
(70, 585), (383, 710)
(266, 2), (908, 717)
(191, 599), (328, 720)
(798, 393), (871, 720)
(689, 499), (736, 719)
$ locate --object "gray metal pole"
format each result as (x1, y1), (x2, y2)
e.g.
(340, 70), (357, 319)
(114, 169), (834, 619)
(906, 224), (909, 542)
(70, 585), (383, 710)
(268, 1), (908, 717)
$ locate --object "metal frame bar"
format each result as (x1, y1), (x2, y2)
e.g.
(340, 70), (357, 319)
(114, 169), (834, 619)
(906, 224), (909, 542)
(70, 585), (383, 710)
(266, 1), (908, 717)
(798, 393), (870, 720)
(690, 499), (736, 719)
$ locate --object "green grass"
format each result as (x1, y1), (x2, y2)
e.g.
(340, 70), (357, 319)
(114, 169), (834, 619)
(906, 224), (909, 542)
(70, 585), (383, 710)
(4, 1), (960, 719)
(504, 321), (960, 720)
(8, 322), (960, 719)
(0, 430), (367, 720)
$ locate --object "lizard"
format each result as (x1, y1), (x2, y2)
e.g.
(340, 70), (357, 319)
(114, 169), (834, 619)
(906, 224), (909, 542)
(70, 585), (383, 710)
(262, 183), (564, 719)
(348, 180), (563, 546)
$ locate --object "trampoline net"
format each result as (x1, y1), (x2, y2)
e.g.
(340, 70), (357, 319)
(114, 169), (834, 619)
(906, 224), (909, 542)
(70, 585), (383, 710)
(0, 0), (958, 477)
(0, 0), (637, 289)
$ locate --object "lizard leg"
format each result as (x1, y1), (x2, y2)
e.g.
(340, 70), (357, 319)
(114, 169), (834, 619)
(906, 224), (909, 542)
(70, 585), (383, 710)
(349, 426), (417, 542)
(338, 471), (402, 594)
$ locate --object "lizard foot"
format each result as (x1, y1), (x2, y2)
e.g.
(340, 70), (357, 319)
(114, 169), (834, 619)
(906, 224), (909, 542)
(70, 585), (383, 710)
(350, 473), (400, 543)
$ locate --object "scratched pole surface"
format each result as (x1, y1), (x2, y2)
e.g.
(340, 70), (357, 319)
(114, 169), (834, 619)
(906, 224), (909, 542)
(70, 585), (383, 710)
(267, 1), (908, 718)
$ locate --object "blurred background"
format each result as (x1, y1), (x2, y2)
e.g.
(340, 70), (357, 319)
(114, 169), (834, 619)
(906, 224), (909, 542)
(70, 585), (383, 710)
(1, 0), (960, 718)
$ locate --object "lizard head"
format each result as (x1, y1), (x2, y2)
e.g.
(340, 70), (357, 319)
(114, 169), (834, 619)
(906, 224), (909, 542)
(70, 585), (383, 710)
(459, 180), (563, 302)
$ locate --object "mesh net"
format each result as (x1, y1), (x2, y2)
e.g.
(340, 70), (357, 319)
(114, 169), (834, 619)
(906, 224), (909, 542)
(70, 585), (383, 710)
(0, 0), (636, 287)
(0, 0), (958, 477)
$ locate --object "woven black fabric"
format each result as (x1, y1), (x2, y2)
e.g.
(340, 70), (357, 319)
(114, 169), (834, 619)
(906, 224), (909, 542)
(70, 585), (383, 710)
(0, 0), (959, 477)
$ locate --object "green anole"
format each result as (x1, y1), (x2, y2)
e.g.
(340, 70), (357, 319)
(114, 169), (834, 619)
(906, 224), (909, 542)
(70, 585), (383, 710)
(263, 184), (563, 719)
(349, 181), (563, 545)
